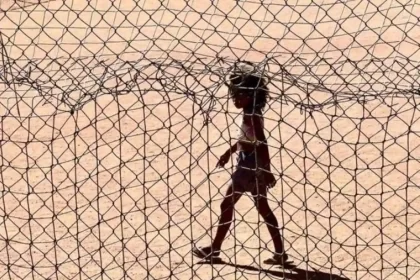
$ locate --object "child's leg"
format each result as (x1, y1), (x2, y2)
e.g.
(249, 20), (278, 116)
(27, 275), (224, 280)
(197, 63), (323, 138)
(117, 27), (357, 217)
(252, 188), (284, 254)
(194, 184), (243, 258)
(211, 184), (242, 251)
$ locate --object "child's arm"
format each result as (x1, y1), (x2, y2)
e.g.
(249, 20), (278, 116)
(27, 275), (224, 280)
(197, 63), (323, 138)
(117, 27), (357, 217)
(217, 142), (238, 168)
(226, 142), (238, 155)
(251, 115), (271, 171)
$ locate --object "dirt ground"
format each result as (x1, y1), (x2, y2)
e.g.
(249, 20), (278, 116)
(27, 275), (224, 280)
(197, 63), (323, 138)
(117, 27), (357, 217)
(1, 0), (420, 279)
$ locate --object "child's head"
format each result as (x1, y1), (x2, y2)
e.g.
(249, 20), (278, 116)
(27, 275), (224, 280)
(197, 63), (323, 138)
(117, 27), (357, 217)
(228, 64), (268, 111)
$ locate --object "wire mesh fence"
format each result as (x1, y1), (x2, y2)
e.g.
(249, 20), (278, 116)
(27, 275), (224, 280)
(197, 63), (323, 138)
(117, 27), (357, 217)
(1, 0), (420, 279)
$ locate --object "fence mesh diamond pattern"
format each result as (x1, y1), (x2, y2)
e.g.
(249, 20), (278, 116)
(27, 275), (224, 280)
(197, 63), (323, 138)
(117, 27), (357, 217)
(1, 0), (420, 279)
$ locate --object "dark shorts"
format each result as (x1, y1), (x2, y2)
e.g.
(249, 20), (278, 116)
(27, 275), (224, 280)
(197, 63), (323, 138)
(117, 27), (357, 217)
(231, 151), (276, 193)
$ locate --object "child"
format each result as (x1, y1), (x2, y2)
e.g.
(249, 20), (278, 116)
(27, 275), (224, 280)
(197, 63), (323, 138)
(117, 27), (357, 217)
(193, 63), (289, 265)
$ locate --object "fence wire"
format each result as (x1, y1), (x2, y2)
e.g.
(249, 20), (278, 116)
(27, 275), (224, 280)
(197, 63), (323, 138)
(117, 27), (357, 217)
(1, 0), (420, 279)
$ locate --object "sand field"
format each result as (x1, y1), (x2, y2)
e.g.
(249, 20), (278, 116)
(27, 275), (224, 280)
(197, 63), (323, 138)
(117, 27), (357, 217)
(1, 0), (420, 279)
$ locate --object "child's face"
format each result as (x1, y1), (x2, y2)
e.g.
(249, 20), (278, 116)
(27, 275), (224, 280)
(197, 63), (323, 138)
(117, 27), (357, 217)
(229, 81), (252, 109)
(232, 92), (251, 109)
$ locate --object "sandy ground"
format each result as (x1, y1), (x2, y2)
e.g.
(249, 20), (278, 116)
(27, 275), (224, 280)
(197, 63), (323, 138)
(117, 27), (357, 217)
(1, 0), (420, 279)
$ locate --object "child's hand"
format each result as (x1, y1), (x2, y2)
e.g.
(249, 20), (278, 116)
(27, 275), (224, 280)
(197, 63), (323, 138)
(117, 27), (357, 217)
(266, 173), (276, 188)
(216, 152), (230, 168)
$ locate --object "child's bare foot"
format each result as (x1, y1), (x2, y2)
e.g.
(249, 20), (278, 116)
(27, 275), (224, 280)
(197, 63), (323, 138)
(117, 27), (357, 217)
(192, 246), (220, 259)
(263, 252), (290, 265)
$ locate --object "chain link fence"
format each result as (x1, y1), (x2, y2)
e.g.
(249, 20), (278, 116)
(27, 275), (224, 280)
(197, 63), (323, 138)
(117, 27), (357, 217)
(1, 0), (420, 279)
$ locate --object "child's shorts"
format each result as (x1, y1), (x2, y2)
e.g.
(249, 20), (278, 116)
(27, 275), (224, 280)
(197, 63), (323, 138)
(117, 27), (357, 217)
(231, 151), (276, 193)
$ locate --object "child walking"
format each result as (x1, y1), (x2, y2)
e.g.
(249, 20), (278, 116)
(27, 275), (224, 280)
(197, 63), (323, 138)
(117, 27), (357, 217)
(193, 63), (289, 265)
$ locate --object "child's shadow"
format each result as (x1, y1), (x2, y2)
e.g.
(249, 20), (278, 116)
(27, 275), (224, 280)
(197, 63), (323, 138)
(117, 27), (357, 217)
(197, 259), (349, 280)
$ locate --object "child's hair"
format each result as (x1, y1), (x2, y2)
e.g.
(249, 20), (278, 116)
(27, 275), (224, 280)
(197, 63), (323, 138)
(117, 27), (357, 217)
(228, 63), (269, 110)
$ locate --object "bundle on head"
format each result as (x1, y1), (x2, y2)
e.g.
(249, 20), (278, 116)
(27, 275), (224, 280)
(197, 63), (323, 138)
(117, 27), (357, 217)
(228, 62), (269, 110)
